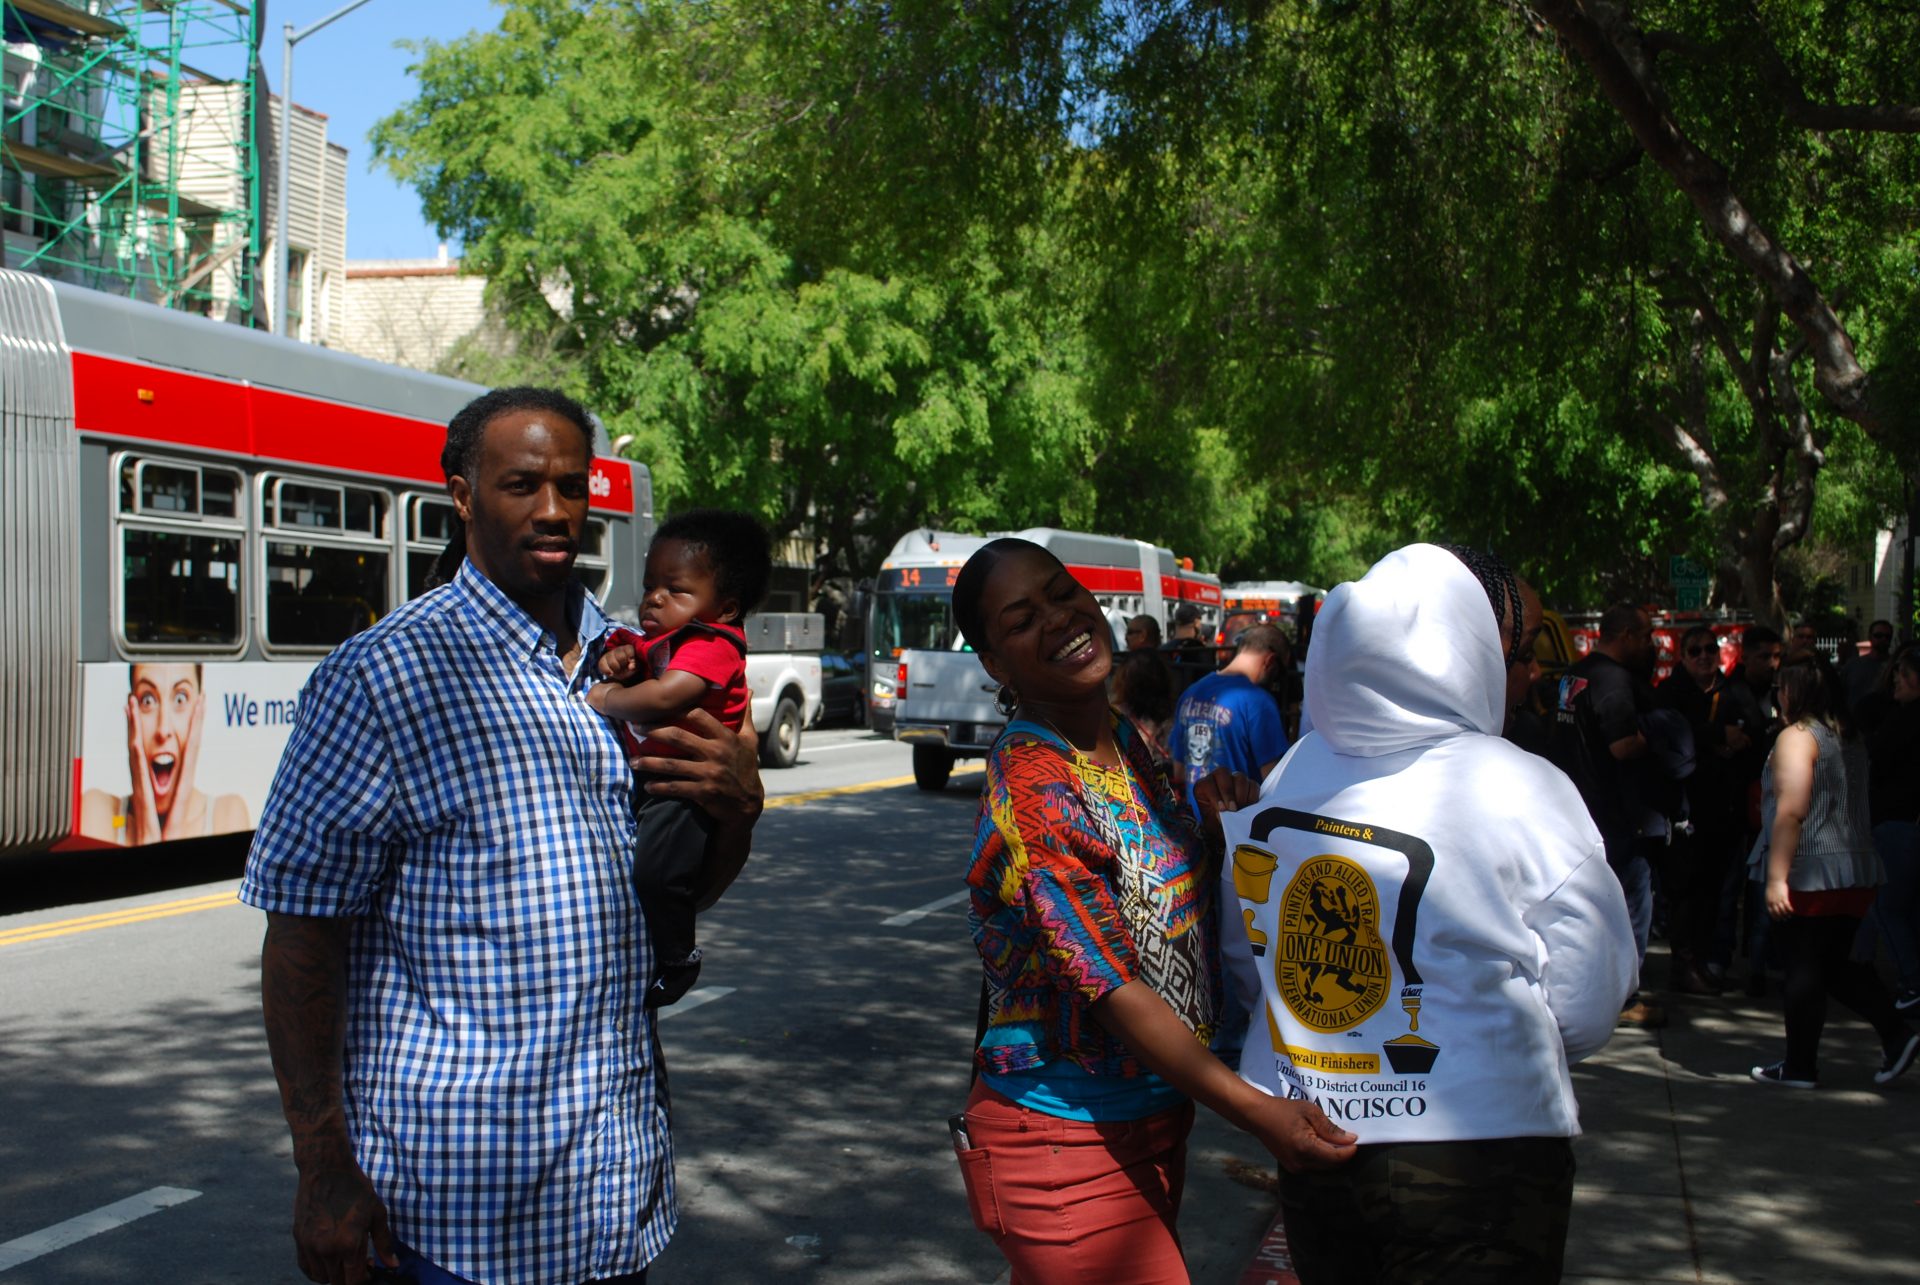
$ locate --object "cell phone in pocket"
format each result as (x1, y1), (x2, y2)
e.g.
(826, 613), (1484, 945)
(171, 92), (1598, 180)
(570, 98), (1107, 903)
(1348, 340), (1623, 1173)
(947, 1112), (972, 1153)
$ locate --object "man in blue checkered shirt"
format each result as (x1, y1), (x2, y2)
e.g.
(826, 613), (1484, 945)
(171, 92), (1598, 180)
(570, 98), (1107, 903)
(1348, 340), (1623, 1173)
(243, 388), (763, 1285)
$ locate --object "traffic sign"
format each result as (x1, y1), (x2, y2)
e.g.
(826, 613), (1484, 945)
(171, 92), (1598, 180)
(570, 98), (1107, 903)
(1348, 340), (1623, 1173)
(1674, 586), (1707, 611)
(1668, 555), (1711, 588)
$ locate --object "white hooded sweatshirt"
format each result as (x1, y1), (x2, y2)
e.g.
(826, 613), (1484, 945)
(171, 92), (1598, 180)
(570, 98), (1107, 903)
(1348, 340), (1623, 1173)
(1220, 544), (1635, 1144)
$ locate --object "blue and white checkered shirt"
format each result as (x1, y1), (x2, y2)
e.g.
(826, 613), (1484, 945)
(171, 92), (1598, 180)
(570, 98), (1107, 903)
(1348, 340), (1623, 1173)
(242, 561), (674, 1285)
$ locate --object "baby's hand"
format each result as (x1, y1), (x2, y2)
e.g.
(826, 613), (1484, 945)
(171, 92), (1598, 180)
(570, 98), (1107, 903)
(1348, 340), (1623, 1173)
(599, 644), (640, 682)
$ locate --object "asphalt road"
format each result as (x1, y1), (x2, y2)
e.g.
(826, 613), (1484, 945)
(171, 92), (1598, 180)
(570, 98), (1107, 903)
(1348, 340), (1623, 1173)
(0, 728), (1005, 1283)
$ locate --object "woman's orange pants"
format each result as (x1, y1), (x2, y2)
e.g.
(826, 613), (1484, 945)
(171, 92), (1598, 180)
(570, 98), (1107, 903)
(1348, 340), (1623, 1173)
(957, 1079), (1195, 1285)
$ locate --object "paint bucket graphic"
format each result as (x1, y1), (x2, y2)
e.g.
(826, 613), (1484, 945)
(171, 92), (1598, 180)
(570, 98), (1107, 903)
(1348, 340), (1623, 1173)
(1232, 845), (1279, 901)
(1232, 845), (1280, 955)
(1382, 1034), (1440, 1074)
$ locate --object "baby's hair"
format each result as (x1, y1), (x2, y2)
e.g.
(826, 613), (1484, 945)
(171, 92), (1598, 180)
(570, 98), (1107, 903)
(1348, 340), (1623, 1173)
(653, 509), (773, 617)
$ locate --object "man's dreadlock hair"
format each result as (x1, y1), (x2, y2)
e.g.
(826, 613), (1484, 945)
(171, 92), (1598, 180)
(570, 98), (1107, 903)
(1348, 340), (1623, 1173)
(1435, 543), (1525, 667)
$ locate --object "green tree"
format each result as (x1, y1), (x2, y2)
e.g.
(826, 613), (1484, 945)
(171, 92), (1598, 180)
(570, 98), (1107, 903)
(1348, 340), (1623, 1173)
(376, 1), (1919, 617)
(373, 1), (1112, 577)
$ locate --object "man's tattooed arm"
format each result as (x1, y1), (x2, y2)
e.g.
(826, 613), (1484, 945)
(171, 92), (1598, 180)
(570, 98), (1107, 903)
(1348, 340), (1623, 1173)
(261, 913), (395, 1283)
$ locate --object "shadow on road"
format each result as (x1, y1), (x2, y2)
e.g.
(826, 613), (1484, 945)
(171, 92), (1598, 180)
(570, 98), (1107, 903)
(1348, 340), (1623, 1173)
(0, 833), (250, 917)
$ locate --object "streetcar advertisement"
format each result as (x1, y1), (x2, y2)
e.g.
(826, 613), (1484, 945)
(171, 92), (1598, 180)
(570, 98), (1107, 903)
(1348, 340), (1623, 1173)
(74, 662), (315, 848)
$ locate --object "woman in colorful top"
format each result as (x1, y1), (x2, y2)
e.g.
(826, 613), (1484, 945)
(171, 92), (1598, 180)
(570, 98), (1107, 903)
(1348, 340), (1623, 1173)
(951, 538), (1355, 1284)
(1747, 654), (1919, 1088)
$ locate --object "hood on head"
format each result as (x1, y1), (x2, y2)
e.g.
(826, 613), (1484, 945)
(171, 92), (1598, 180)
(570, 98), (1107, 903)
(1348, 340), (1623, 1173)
(1303, 543), (1505, 757)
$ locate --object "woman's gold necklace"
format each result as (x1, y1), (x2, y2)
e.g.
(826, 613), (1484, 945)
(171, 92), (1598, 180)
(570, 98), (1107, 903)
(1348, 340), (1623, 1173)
(1027, 707), (1116, 767)
(1029, 706), (1155, 926)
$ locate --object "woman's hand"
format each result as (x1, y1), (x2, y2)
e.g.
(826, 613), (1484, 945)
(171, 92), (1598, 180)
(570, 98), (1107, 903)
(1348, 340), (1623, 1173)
(1193, 767), (1262, 854)
(162, 691), (206, 842)
(1242, 1093), (1358, 1173)
(124, 694), (160, 846)
(1765, 877), (1794, 921)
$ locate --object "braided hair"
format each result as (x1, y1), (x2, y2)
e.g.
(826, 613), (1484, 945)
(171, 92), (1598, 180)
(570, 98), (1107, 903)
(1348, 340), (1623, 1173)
(1435, 543), (1525, 667)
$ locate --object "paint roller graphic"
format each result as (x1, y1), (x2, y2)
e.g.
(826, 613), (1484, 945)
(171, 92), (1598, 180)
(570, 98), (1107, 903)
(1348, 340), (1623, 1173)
(1378, 835), (1439, 1074)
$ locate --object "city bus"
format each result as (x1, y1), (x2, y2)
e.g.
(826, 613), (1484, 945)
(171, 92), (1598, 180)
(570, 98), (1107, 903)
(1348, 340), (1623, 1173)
(865, 527), (1222, 731)
(0, 270), (652, 859)
(1219, 579), (1322, 645)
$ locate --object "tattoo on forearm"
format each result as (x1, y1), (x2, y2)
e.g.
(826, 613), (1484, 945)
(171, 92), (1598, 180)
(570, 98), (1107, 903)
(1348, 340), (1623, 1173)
(261, 914), (355, 1170)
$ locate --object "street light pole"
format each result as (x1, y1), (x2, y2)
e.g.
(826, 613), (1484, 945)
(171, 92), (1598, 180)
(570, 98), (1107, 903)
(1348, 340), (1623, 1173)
(273, 0), (380, 338)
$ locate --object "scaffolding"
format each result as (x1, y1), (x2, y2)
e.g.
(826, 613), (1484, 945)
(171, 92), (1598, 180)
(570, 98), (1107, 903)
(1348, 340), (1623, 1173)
(0, 0), (259, 317)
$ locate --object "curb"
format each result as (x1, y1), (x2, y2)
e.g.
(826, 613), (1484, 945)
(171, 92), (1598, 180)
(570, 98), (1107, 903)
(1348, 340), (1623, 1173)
(1237, 1208), (1300, 1285)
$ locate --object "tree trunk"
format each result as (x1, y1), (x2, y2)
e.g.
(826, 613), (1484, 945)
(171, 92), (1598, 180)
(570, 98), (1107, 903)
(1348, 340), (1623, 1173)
(1533, 0), (1890, 440)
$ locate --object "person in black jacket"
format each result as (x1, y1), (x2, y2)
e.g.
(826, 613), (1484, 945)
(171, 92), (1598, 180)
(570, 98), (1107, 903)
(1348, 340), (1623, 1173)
(1715, 625), (1785, 991)
(1549, 603), (1665, 1025)
(1655, 626), (1749, 995)
(1860, 645), (1920, 1013)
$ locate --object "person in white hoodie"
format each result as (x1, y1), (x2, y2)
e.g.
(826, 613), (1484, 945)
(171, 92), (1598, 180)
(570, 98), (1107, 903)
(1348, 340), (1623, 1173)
(1219, 543), (1637, 1284)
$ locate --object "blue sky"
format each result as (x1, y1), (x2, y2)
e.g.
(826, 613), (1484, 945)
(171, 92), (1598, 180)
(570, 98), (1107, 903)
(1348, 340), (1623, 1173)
(271, 0), (496, 259)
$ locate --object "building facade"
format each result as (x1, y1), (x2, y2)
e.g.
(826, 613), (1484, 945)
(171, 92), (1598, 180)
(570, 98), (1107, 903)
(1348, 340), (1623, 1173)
(341, 249), (491, 370)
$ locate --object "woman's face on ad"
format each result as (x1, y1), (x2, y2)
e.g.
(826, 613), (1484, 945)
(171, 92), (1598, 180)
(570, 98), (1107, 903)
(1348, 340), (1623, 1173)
(131, 663), (199, 811)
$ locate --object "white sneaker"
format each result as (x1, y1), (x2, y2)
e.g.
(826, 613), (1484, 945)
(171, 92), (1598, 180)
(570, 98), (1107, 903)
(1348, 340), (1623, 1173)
(1749, 1061), (1818, 1089)
(1874, 1033), (1920, 1086)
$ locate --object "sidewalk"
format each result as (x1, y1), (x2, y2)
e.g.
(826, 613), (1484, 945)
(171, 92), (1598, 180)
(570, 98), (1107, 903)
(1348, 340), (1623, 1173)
(1563, 969), (1919, 1283)
(1202, 947), (1920, 1284)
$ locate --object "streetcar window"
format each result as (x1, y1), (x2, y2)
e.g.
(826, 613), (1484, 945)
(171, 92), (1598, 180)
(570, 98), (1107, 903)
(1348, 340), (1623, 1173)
(203, 470), (240, 519)
(344, 488), (383, 537)
(261, 473), (395, 649)
(403, 495), (459, 599)
(411, 496), (458, 545)
(267, 478), (389, 538)
(119, 458), (243, 521)
(136, 463), (197, 514)
(115, 456), (248, 653)
(121, 530), (242, 645)
(264, 542), (390, 648)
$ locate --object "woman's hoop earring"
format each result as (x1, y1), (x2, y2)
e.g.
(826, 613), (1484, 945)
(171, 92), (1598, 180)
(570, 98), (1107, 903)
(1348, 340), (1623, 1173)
(994, 685), (1019, 718)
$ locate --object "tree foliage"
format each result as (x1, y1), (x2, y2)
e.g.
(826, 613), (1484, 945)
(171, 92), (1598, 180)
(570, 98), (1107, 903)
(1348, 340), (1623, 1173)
(376, 0), (1920, 616)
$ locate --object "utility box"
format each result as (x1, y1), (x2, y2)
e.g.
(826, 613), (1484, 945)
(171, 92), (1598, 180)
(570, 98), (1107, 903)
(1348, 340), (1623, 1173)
(743, 612), (824, 653)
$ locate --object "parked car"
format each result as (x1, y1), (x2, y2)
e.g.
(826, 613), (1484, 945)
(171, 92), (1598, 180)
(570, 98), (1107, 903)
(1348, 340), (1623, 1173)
(742, 613), (826, 768)
(817, 651), (868, 727)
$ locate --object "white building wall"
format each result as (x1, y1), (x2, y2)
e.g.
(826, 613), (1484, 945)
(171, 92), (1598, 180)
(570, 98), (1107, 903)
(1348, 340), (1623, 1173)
(260, 95), (347, 342)
(341, 256), (491, 371)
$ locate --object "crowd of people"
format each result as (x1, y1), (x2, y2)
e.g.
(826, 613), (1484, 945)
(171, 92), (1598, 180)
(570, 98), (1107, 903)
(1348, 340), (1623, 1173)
(234, 384), (1915, 1285)
(953, 539), (1918, 1284)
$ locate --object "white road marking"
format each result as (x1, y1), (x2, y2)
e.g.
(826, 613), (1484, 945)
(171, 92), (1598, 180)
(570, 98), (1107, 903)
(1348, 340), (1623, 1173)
(882, 889), (970, 927)
(797, 739), (895, 754)
(656, 986), (735, 1020)
(0, 1186), (201, 1272)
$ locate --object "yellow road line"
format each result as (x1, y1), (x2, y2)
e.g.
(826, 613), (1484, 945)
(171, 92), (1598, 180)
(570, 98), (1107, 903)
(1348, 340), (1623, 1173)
(764, 768), (982, 810)
(0, 889), (241, 949)
(2, 771), (983, 948)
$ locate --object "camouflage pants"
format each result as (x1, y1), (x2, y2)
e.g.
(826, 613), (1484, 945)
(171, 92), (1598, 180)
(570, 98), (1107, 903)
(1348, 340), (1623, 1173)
(1280, 1136), (1574, 1285)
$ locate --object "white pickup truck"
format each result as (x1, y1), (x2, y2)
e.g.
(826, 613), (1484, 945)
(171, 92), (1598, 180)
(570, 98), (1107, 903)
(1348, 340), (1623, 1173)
(742, 612), (825, 768)
(890, 646), (1007, 789)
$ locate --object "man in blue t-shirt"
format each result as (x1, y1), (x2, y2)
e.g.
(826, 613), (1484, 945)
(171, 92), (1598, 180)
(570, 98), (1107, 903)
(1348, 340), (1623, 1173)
(1172, 622), (1292, 817)
(1172, 621), (1291, 1067)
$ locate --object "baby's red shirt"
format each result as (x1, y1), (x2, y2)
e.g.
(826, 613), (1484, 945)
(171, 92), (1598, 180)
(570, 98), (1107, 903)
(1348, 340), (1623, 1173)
(600, 621), (748, 762)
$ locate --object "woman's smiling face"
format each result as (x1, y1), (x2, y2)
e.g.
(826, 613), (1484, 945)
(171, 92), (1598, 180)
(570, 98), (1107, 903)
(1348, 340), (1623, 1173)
(974, 547), (1112, 708)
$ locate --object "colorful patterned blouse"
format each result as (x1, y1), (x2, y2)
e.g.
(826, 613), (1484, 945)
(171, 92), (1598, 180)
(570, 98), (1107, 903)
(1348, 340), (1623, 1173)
(967, 711), (1220, 1077)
